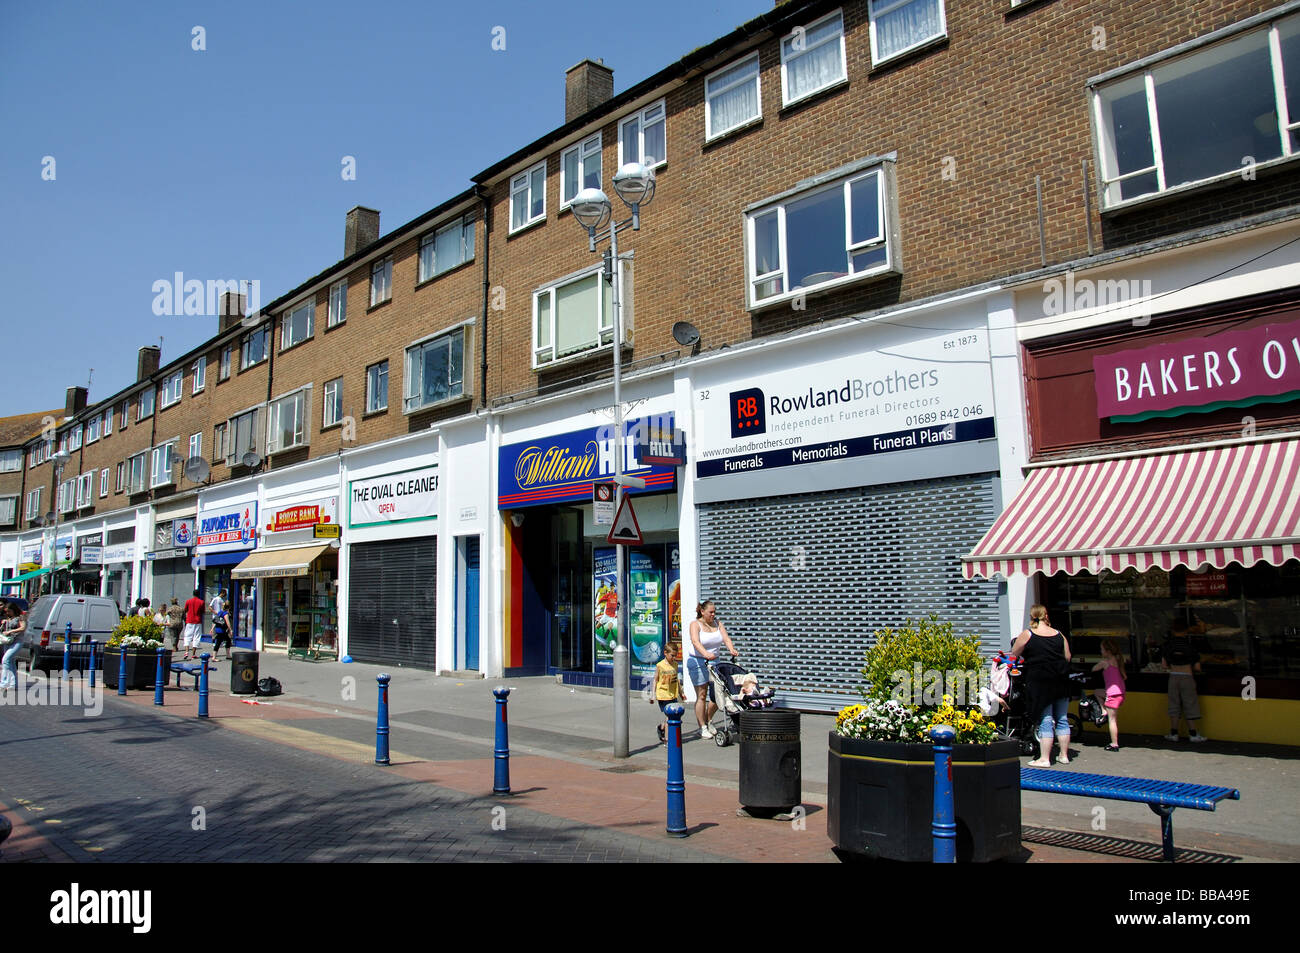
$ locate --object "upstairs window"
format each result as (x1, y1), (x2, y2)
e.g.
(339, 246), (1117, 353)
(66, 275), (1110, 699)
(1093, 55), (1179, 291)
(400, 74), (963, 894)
(59, 479), (76, 514)
(220, 346), (232, 381)
(68, 425), (82, 451)
(323, 378), (343, 428)
(0, 449), (21, 472)
(367, 360), (389, 414)
(370, 258), (392, 306)
(267, 390), (309, 454)
(1093, 13), (1300, 208)
(561, 135), (602, 207)
(226, 408), (263, 465)
(510, 162), (547, 232)
(781, 10), (846, 106)
(192, 357), (206, 393)
(282, 300), (314, 349)
(25, 488), (43, 521)
(86, 416), (100, 443)
(103, 408), (113, 437)
(328, 279), (348, 328)
(120, 401), (130, 430)
(405, 329), (466, 412)
(618, 101), (666, 168)
(150, 442), (177, 489)
(532, 261), (630, 368)
(137, 389), (155, 421)
(241, 325), (269, 369)
(126, 451), (148, 494)
(419, 215), (476, 281)
(706, 54), (762, 140)
(868, 0), (946, 65)
(0, 495), (18, 526)
(160, 371), (183, 408)
(189, 432), (202, 462)
(75, 472), (94, 508)
(100, 468), (109, 497)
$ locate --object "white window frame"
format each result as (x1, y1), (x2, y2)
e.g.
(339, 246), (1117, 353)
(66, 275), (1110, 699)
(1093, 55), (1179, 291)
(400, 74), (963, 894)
(226, 407), (265, 465)
(510, 161), (548, 233)
(213, 422), (228, 464)
(137, 388), (155, 421)
(561, 134), (603, 208)
(150, 441), (178, 489)
(100, 468), (109, 498)
(366, 360), (389, 414)
(404, 327), (468, 413)
(75, 472), (94, 509)
(780, 9), (847, 107)
(68, 424), (82, 451)
(328, 279), (348, 328)
(86, 416), (100, 443)
(192, 358), (206, 394)
(370, 258), (392, 307)
(744, 162), (896, 310)
(281, 300), (314, 350)
(1091, 12), (1300, 209)
(220, 346), (232, 381)
(241, 325), (269, 370)
(0, 449), (23, 472)
(115, 462), (125, 493)
(419, 215), (476, 282)
(160, 370), (183, 409)
(120, 401), (129, 430)
(617, 100), (667, 169)
(868, 0), (947, 66)
(25, 488), (42, 521)
(126, 450), (148, 494)
(0, 494), (17, 526)
(267, 389), (310, 454)
(705, 53), (762, 141)
(103, 408), (113, 437)
(189, 432), (202, 462)
(58, 478), (75, 514)
(323, 377), (343, 428)
(531, 260), (631, 369)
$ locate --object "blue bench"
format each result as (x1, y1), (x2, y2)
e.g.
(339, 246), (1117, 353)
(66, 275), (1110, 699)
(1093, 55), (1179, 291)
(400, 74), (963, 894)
(169, 662), (207, 690)
(1020, 768), (1240, 861)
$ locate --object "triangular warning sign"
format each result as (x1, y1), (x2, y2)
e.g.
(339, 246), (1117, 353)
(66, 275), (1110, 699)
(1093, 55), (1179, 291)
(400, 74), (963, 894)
(606, 493), (644, 546)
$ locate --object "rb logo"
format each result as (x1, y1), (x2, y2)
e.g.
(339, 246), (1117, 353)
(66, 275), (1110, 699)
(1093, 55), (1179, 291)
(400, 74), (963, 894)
(729, 387), (766, 439)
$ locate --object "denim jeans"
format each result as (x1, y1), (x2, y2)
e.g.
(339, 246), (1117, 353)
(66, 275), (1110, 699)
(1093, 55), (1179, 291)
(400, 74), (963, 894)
(1, 641), (21, 689)
(1037, 697), (1070, 739)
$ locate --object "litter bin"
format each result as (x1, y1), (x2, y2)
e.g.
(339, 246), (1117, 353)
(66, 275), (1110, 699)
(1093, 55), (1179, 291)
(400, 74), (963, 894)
(738, 709), (801, 813)
(231, 651), (259, 695)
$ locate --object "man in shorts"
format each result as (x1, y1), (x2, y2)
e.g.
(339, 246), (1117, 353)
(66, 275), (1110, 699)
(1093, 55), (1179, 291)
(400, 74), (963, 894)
(182, 588), (206, 661)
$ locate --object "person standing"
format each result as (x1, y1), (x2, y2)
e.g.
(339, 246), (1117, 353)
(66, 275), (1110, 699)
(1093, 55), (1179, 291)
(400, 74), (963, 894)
(1163, 616), (1207, 742)
(1091, 639), (1126, 751)
(0, 603), (27, 692)
(181, 589), (205, 661)
(1011, 604), (1073, 767)
(652, 643), (686, 744)
(687, 601), (738, 739)
(163, 597), (185, 652)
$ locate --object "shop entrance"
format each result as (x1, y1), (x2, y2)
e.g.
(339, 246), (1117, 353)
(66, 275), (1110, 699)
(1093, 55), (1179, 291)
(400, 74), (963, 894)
(455, 535), (481, 671)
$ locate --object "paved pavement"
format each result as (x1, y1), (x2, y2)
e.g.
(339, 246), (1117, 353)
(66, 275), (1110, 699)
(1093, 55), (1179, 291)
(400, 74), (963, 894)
(2, 654), (1297, 863)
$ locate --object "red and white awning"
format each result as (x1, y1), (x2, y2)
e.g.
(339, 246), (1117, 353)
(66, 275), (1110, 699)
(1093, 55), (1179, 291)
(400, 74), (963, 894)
(962, 438), (1300, 579)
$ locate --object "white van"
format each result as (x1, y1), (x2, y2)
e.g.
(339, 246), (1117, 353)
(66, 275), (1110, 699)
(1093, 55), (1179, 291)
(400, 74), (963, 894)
(19, 594), (123, 672)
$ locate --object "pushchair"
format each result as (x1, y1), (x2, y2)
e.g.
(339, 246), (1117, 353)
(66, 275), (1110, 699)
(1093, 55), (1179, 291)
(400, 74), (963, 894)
(707, 656), (776, 748)
(985, 652), (1097, 755)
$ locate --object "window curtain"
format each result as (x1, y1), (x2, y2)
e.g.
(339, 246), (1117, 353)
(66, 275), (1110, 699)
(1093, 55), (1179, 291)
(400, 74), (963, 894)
(709, 59), (759, 133)
(872, 0), (941, 59)
(556, 275), (600, 357)
(785, 15), (843, 97)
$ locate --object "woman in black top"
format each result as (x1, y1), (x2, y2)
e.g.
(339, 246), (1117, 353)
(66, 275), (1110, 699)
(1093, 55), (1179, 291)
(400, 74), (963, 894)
(1011, 604), (1073, 767)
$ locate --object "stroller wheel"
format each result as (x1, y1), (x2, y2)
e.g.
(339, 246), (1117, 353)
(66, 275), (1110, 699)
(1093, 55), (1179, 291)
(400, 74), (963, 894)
(715, 729), (729, 747)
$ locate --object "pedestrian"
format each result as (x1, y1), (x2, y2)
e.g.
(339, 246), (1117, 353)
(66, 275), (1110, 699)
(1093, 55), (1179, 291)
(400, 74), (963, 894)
(1163, 616), (1207, 742)
(1011, 604), (1073, 767)
(1091, 638), (1126, 751)
(0, 603), (27, 692)
(209, 588), (227, 620)
(652, 643), (686, 744)
(210, 608), (234, 662)
(136, 597), (152, 619)
(181, 588), (205, 661)
(163, 597), (185, 651)
(687, 600), (738, 739)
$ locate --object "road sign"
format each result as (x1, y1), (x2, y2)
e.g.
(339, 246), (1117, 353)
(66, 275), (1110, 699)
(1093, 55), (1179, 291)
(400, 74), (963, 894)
(606, 493), (643, 546)
(593, 481), (615, 525)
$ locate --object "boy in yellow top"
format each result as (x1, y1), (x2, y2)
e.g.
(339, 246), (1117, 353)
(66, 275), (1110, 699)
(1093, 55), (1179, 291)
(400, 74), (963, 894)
(653, 643), (686, 744)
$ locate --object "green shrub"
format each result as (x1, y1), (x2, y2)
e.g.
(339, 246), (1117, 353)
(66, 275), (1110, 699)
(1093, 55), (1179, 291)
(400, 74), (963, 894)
(108, 613), (164, 648)
(860, 612), (985, 702)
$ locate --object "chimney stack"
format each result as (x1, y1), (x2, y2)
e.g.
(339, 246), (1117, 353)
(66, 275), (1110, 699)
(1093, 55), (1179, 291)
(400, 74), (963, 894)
(137, 346), (161, 382)
(345, 207), (381, 257)
(218, 291), (247, 333)
(65, 386), (87, 419)
(565, 59), (614, 123)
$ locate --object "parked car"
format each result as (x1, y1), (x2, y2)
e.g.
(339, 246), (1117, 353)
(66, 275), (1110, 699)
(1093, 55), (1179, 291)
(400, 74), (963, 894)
(17, 594), (123, 674)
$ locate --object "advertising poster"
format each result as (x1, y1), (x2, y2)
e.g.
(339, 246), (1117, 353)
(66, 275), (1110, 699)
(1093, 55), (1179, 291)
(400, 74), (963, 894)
(666, 545), (682, 656)
(593, 547), (617, 671)
(629, 548), (664, 677)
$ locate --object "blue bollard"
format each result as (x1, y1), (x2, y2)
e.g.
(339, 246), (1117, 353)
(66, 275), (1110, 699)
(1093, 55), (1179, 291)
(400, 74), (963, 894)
(931, 725), (957, 863)
(375, 673), (391, 765)
(153, 647), (166, 706)
(62, 622), (72, 677)
(117, 642), (128, 696)
(665, 702), (688, 837)
(88, 641), (97, 690)
(198, 652), (210, 718)
(493, 686), (512, 795)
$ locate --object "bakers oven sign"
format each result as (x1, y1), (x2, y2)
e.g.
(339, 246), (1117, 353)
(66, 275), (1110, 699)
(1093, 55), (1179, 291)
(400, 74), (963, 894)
(196, 504), (259, 550)
(267, 497), (338, 533)
(350, 467), (439, 527)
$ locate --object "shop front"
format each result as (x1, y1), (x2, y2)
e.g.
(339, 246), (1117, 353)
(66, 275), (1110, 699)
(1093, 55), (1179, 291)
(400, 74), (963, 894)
(102, 535), (136, 614)
(147, 518), (194, 607)
(194, 497), (258, 650)
(74, 532), (103, 595)
(498, 414), (679, 682)
(965, 295), (1300, 744)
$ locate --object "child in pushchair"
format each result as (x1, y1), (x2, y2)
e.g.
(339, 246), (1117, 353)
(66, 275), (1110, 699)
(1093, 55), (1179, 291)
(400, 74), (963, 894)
(982, 652), (1106, 755)
(707, 657), (776, 747)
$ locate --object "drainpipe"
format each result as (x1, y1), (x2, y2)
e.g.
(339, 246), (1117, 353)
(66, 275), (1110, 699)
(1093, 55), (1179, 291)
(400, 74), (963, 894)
(476, 184), (491, 408)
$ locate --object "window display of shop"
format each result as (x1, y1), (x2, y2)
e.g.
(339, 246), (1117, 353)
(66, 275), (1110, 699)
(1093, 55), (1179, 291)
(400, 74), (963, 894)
(195, 499), (259, 649)
(262, 558), (339, 659)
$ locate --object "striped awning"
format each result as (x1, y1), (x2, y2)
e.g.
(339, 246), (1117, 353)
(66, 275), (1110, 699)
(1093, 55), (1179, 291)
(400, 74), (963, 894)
(962, 438), (1300, 579)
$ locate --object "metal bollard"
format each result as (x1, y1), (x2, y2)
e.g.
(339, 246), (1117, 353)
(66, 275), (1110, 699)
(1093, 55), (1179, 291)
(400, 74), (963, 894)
(117, 642), (128, 696)
(88, 641), (97, 690)
(198, 652), (210, 718)
(62, 622), (72, 677)
(930, 725), (957, 863)
(493, 686), (512, 795)
(665, 702), (688, 837)
(375, 673), (391, 765)
(153, 647), (166, 706)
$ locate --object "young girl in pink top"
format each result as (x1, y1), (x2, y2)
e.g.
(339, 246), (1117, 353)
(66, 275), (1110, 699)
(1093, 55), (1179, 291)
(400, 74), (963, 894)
(1092, 639), (1126, 751)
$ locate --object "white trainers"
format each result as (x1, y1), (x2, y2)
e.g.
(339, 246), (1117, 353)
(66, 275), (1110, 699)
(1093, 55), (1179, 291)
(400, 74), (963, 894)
(1189, 733), (1209, 743)
(700, 724), (715, 738)
(1164, 733), (1180, 741)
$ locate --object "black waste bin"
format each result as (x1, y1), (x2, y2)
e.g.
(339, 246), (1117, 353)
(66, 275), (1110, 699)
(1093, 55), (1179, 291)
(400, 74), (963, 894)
(231, 651), (259, 695)
(738, 709), (801, 813)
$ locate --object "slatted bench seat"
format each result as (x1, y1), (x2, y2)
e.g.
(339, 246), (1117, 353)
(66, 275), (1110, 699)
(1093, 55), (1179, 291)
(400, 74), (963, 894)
(169, 662), (206, 690)
(1020, 768), (1240, 862)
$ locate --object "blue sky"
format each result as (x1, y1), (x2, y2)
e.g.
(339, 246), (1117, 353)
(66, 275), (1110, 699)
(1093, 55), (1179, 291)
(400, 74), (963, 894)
(0, 0), (766, 414)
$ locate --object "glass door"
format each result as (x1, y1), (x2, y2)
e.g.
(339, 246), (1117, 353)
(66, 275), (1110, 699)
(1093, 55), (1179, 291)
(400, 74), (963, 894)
(550, 509), (590, 671)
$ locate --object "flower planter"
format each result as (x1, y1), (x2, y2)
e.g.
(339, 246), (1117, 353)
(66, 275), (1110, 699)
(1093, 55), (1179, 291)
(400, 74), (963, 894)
(102, 649), (173, 691)
(827, 732), (1021, 862)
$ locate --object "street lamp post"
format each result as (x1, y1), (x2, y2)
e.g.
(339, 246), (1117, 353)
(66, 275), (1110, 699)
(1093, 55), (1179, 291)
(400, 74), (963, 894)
(570, 163), (656, 759)
(49, 450), (71, 596)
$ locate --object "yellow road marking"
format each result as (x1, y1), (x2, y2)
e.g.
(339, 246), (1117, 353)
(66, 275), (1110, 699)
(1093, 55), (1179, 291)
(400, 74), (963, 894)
(220, 718), (418, 765)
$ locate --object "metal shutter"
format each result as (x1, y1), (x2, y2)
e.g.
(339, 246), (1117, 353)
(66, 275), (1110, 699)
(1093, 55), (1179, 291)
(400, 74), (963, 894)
(698, 474), (1001, 711)
(347, 537), (437, 668)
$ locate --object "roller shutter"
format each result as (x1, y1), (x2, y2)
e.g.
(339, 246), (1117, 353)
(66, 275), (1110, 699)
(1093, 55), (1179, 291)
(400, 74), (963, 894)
(697, 474), (1001, 711)
(347, 537), (437, 668)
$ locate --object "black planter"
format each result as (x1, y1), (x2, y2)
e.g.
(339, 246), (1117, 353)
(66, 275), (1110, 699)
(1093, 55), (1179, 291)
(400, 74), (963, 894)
(102, 649), (173, 691)
(827, 732), (1021, 862)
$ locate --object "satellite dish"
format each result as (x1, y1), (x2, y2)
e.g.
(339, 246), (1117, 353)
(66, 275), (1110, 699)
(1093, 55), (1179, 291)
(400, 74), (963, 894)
(672, 321), (701, 347)
(184, 456), (210, 484)
(241, 452), (262, 470)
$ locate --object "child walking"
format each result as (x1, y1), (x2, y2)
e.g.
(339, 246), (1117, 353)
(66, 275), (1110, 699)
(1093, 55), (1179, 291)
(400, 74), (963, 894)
(1091, 639), (1126, 751)
(653, 644), (686, 744)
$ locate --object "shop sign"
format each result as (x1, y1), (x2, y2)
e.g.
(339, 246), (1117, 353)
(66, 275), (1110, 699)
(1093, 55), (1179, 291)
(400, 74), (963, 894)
(349, 467), (439, 528)
(267, 497), (338, 533)
(196, 503), (259, 551)
(52, 536), (72, 563)
(78, 533), (103, 549)
(80, 546), (103, 566)
(1094, 318), (1300, 421)
(593, 482), (615, 525)
(20, 542), (42, 566)
(693, 329), (996, 479)
(145, 548), (189, 561)
(498, 416), (677, 508)
(102, 543), (136, 565)
(313, 523), (341, 539)
(154, 522), (174, 549)
(636, 420), (686, 466)
(173, 519), (195, 547)
(1186, 572), (1228, 597)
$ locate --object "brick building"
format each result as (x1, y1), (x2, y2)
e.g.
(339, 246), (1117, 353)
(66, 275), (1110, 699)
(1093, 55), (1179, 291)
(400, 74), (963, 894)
(4, 0), (1299, 740)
